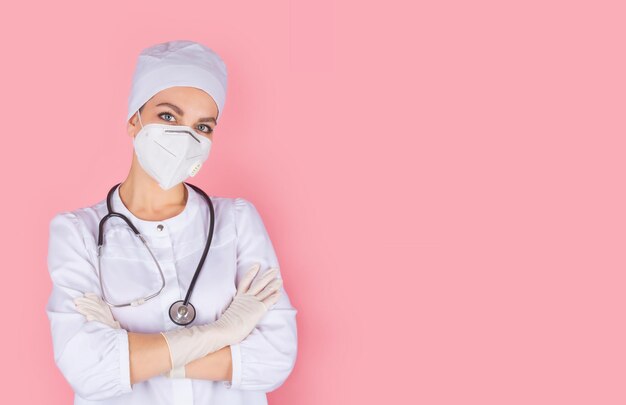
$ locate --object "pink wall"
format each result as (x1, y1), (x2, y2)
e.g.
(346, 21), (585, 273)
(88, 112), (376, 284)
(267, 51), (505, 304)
(2, 0), (626, 403)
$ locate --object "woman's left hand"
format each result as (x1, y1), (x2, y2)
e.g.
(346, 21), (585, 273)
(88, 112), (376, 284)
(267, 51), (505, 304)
(73, 292), (121, 329)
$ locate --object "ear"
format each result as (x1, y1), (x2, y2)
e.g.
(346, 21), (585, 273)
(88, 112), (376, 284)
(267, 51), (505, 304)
(127, 112), (138, 138)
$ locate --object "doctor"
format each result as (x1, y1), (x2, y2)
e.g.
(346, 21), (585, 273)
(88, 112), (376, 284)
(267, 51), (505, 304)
(45, 40), (298, 404)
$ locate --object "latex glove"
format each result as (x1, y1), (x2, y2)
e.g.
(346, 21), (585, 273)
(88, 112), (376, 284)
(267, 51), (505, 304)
(73, 292), (121, 329)
(73, 292), (186, 378)
(160, 263), (283, 370)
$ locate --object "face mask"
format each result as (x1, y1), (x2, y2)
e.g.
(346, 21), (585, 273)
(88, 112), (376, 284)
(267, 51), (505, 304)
(132, 109), (212, 190)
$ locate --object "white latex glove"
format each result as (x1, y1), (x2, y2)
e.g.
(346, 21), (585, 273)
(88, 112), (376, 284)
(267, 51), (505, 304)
(160, 263), (283, 370)
(73, 292), (186, 378)
(74, 292), (121, 329)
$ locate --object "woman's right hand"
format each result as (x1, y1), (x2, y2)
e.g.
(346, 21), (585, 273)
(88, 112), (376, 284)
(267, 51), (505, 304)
(160, 263), (283, 370)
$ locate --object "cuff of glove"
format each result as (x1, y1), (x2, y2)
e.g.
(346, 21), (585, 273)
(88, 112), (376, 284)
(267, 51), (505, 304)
(160, 325), (227, 369)
(160, 331), (176, 369)
(167, 366), (186, 378)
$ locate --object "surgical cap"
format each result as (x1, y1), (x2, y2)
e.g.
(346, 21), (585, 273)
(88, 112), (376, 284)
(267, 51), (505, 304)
(126, 39), (228, 124)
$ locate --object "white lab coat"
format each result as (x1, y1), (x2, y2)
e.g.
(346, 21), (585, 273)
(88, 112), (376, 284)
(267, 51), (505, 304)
(45, 183), (298, 404)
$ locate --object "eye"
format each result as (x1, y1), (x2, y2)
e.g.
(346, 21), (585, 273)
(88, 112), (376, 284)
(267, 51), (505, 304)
(197, 124), (214, 134)
(159, 112), (176, 122)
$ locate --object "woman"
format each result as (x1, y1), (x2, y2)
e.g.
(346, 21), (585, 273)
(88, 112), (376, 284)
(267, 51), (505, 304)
(45, 40), (298, 405)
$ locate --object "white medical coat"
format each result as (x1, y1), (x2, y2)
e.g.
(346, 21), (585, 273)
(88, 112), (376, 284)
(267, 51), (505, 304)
(45, 183), (298, 404)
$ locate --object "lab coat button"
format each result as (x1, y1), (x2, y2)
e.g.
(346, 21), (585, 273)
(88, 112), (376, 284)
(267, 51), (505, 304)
(157, 224), (164, 232)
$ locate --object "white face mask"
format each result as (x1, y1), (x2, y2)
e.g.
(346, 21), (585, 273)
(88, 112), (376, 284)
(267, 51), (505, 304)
(132, 109), (212, 190)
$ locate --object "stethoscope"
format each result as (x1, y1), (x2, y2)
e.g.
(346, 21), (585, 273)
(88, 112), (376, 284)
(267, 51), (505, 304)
(96, 182), (215, 326)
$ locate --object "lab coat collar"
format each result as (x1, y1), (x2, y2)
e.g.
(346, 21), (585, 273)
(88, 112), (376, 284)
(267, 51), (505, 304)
(110, 182), (200, 237)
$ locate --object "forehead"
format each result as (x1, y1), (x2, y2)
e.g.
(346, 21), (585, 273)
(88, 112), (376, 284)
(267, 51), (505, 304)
(148, 86), (218, 112)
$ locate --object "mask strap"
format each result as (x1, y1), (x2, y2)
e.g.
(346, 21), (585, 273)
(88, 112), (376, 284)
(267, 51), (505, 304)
(137, 109), (144, 129)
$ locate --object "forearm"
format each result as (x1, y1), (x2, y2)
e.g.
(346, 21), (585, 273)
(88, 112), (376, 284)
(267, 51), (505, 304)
(184, 345), (233, 382)
(127, 332), (172, 385)
(127, 331), (232, 385)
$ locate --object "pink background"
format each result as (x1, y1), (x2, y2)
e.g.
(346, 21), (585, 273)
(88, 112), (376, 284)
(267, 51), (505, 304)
(1, 0), (625, 403)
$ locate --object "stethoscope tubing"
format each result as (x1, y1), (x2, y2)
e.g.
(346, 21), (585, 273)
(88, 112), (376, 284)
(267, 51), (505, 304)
(96, 182), (215, 324)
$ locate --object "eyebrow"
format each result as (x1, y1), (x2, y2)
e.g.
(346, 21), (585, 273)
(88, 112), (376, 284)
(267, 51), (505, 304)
(156, 102), (217, 124)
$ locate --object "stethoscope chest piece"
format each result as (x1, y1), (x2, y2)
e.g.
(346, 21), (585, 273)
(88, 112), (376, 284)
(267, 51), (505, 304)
(169, 300), (197, 325)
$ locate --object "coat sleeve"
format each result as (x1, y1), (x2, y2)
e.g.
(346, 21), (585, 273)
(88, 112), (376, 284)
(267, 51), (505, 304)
(45, 211), (133, 400)
(223, 198), (298, 392)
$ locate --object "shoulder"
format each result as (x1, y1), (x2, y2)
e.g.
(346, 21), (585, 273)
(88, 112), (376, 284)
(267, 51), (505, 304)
(203, 195), (257, 216)
(204, 195), (252, 206)
(48, 197), (108, 245)
(229, 197), (261, 220)
(228, 197), (269, 235)
(201, 195), (264, 229)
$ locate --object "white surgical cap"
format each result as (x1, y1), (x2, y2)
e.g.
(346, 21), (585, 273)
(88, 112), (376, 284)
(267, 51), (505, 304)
(126, 39), (228, 124)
